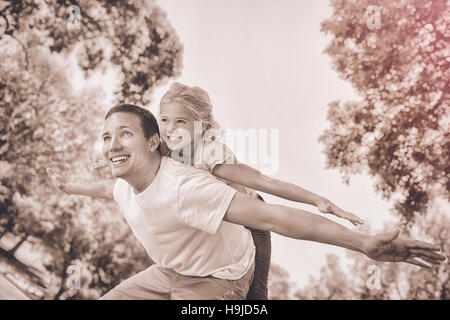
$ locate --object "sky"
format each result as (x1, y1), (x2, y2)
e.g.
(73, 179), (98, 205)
(73, 0), (401, 289)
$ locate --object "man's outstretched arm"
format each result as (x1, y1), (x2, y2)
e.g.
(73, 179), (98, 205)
(223, 192), (446, 268)
(47, 168), (115, 200)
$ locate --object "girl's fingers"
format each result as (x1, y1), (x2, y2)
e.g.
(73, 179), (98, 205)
(341, 211), (364, 226)
(347, 212), (364, 223)
(348, 217), (359, 226)
(330, 207), (364, 226)
(350, 216), (364, 225)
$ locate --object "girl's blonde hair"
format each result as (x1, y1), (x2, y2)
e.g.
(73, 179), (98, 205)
(159, 82), (221, 133)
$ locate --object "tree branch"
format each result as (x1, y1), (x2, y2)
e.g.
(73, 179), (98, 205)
(9, 33), (29, 69)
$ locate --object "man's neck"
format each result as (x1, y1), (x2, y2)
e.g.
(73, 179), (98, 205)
(129, 153), (162, 194)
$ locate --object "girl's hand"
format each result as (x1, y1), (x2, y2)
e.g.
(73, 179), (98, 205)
(46, 168), (69, 194)
(316, 197), (364, 226)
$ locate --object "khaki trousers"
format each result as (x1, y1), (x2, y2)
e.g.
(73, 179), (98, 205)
(100, 261), (255, 300)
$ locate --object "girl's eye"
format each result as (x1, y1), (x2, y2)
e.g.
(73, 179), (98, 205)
(103, 136), (111, 142)
(177, 120), (186, 124)
(160, 118), (167, 123)
(121, 131), (132, 137)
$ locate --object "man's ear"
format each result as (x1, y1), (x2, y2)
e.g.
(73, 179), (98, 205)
(148, 133), (160, 152)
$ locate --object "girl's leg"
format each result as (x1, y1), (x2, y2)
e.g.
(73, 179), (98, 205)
(245, 194), (272, 300)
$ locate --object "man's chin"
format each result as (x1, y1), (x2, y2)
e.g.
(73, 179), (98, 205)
(109, 166), (128, 178)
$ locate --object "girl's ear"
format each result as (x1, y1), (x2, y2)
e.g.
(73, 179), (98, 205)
(148, 133), (160, 152)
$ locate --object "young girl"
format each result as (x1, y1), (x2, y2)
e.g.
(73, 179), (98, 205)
(156, 83), (363, 300)
(47, 82), (363, 300)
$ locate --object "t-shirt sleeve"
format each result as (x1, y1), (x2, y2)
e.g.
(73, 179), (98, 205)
(202, 141), (238, 172)
(113, 178), (127, 208)
(177, 169), (237, 234)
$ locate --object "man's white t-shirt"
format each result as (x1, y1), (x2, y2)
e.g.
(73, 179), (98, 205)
(113, 156), (256, 280)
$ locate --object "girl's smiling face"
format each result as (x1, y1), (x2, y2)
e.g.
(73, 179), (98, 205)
(159, 101), (201, 150)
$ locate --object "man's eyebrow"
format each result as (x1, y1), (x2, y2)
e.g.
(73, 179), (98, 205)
(101, 125), (133, 137)
(102, 125), (136, 138)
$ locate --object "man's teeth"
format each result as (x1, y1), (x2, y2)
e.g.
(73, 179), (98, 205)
(111, 156), (129, 163)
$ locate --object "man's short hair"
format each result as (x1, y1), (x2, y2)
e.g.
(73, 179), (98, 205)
(105, 104), (160, 141)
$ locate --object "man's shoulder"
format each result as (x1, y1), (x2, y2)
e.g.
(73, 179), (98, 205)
(112, 178), (131, 205)
(162, 156), (209, 176)
(161, 157), (224, 190)
(114, 178), (129, 191)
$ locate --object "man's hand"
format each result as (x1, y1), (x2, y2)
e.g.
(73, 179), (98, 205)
(362, 230), (446, 268)
(317, 198), (364, 226)
(46, 168), (69, 194)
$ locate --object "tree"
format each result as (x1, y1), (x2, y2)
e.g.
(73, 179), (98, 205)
(318, 0), (449, 224)
(295, 254), (361, 300)
(268, 263), (296, 300)
(0, 0), (183, 105)
(294, 0), (449, 299)
(0, 43), (153, 299)
(0, 0), (182, 299)
(295, 202), (449, 300)
(14, 193), (152, 300)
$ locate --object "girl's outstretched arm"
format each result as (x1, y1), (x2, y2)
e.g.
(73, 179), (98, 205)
(212, 163), (364, 226)
(46, 168), (115, 200)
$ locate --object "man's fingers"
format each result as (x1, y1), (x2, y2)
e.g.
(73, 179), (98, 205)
(410, 254), (444, 266)
(405, 257), (431, 268)
(409, 248), (446, 262)
(47, 168), (57, 177)
(47, 169), (62, 180)
(46, 168), (66, 192)
(406, 240), (441, 251)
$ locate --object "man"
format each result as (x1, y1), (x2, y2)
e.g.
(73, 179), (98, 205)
(48, 104), (445, 300)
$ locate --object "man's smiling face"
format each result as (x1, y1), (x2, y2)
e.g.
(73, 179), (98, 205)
(102, 112), (152, 179)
